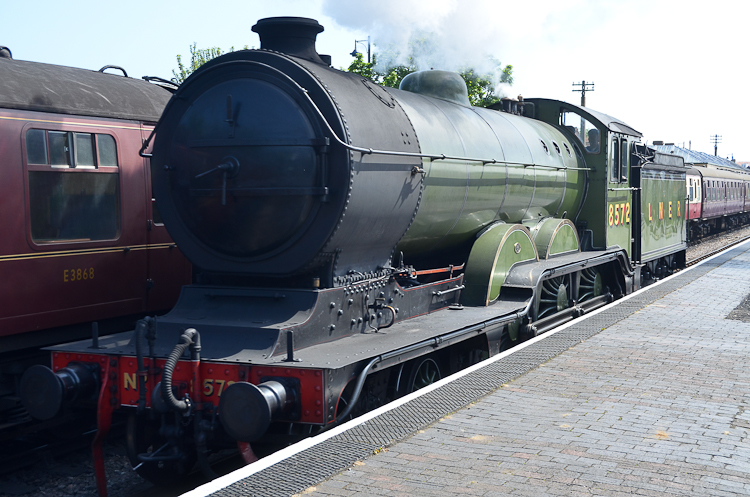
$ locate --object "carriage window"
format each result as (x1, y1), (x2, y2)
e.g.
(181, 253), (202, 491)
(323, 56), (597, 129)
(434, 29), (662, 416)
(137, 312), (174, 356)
(26, 129), (48, 164)
(29, 172), (120, 242)
(560, 110), (600, 154)
(25, 129), (120, 243)
(75, 133), (95, 168)
(97, 134), (118, 167)
(689, 185), (694, 201)
(49, 131), (72, 166)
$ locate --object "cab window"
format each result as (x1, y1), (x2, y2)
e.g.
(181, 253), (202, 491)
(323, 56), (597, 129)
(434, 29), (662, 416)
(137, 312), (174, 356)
(560, 110), (600, 154)
(25, 129), (120, 243)
(610, 138), (620, 182)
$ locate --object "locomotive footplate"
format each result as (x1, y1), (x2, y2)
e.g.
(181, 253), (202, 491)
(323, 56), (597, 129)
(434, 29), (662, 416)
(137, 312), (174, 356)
(23, 250), (634, 494)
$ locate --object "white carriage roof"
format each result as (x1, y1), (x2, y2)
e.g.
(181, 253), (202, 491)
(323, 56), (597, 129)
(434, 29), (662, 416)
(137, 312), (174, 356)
(655, 144), (748, 172)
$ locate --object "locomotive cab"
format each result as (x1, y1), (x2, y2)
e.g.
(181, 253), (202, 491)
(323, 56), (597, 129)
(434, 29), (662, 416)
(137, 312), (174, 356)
(530, 99), (687, 281)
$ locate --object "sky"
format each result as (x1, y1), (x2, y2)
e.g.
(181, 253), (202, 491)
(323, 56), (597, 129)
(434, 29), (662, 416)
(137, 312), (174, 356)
(3, 0), (749, 160)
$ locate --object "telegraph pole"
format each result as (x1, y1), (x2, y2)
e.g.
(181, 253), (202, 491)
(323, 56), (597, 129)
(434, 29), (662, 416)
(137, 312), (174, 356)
(572, 81), (595, 107)
(710, 135), (722, 156)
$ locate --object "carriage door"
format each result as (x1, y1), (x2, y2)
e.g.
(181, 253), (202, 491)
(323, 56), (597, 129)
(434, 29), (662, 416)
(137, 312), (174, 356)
(606, 134), (632, 258)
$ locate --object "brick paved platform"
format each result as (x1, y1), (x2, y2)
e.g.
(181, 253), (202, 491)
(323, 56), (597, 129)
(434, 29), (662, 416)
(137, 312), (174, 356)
(196, 243), (750, 497)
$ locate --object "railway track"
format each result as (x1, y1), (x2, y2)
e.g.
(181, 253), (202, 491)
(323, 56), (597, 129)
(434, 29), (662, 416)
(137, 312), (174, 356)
(686, 226), (750, 267)
(3, 228), (750, 497)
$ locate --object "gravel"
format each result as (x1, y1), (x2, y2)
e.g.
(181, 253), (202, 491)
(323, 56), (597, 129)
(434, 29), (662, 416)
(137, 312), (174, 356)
(0, 440), (152, 497)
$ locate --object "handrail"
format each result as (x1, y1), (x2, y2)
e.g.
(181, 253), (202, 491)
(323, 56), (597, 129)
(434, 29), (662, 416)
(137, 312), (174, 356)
(143, 59), (590, 172)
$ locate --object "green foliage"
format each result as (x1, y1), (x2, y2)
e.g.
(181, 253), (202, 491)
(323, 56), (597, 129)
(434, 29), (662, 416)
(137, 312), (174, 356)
(345, 47), (513, 107)
(346, 53), (376, 80)
(346, 53), (415, 89)
(381, 66), (415, 89)
(172, 43), (249, 84)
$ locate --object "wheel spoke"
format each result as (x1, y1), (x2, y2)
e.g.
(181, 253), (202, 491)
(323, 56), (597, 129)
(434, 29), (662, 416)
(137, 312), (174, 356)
(408, 358), (441, 393)
(538, 276), (567, 318)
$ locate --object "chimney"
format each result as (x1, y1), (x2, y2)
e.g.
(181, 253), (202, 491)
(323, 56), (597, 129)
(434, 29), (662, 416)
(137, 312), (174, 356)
(252, 17), (329, 65)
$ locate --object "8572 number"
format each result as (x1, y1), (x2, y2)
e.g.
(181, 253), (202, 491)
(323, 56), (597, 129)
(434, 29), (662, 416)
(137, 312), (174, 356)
(608, 202), (631, 226)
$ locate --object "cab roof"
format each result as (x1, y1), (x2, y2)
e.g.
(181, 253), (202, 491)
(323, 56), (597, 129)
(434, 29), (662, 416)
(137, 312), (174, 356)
(527, 98), (642, 138)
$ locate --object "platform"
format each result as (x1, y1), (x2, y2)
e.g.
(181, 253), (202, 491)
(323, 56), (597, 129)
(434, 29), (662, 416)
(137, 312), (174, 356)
(186, 242), (750, 497)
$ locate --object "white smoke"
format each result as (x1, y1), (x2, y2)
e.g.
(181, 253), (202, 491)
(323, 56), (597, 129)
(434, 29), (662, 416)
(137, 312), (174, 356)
(321, 0), (593, 90)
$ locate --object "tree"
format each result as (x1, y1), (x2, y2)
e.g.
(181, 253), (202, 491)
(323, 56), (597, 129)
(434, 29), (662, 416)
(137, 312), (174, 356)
(460, 62), (514, 107)
(173, 43), (512, 107)
(346, 52), (513, 108)
(346, 53), (377, 81)
(172, 43), (249, 84)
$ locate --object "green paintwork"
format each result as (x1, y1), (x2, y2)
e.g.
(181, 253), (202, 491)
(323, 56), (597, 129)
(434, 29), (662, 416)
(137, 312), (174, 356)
(531, 100), (641, 254)
(640, 171), (686, 260)
(390, 89), (586, 261)
(605, 135), (633, 258)
(555, 284), (568, 310)
(522, 218), (580, 259)
(462, 224), (538, 306)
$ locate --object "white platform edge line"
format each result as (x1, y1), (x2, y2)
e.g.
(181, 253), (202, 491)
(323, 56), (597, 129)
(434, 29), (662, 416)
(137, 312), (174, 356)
(181, 240), (750, 497)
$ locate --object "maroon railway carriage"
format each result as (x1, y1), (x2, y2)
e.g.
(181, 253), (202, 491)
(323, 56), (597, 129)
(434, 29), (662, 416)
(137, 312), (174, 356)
(686, 165), (750, 239)
(0, 54), (191, 429)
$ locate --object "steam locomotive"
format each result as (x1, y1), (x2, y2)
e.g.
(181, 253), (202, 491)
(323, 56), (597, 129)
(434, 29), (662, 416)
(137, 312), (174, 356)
(0, 53), (191, 431)
(19, 16), (692, 493)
